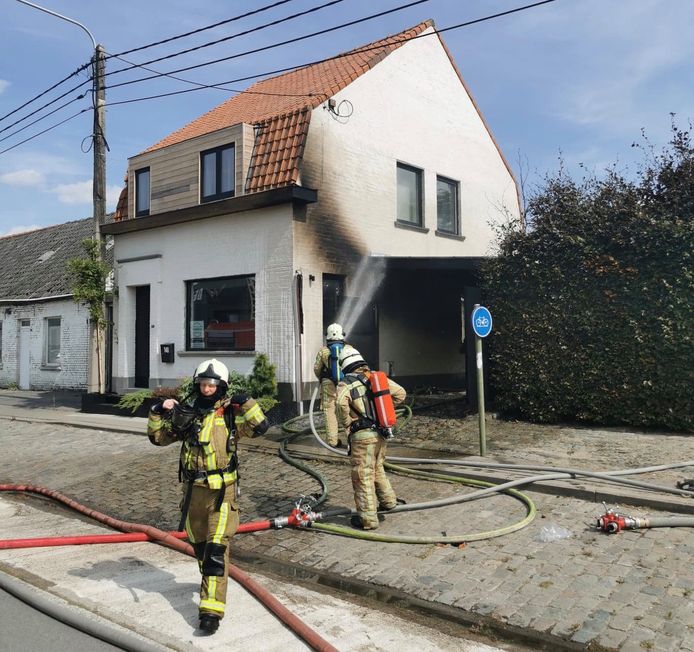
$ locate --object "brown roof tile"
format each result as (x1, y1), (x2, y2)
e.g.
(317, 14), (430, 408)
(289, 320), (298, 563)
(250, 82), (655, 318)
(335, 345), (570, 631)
(145, 20), (434, 193)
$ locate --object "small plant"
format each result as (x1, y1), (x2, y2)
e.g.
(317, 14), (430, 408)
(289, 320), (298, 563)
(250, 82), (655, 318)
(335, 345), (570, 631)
(247, 353), (277, 400)
(6, 382), (19, 391)
(117, 389), (154, 414)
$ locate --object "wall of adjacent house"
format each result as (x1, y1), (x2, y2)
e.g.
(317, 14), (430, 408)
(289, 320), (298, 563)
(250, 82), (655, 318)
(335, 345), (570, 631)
(0, 299), (90, 390)
(111, 204), (295, 393)
(126, 123), (253, 218)
(294, 25), (520, 386)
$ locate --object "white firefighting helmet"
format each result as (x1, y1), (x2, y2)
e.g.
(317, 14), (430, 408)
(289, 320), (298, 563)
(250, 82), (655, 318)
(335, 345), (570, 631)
(339, 345), (366, 375)
(193, 358), (229, 386)
(326, 323), (344, 342)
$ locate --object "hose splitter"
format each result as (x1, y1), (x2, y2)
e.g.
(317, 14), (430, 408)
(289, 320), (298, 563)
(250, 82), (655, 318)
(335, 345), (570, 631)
(596, 502), (638, 534)
(272, 495), (320, 529)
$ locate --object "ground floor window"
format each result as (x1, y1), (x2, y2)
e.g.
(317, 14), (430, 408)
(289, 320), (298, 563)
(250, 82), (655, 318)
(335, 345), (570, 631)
(322, 273), (345, 334)
(186, 275), (255, 351)
(44, 317), (61, 366)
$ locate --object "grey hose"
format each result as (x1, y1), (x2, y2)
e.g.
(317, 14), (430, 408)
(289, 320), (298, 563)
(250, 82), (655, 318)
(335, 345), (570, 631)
(305, 387), (694, 509)
(640, 517), (694, 527)
(0, 569), (167, 652)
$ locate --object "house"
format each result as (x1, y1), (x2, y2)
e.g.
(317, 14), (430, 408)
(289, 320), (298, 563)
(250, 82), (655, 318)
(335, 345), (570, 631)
(102, 20), (521, 404)
(0, 218), (113, 391)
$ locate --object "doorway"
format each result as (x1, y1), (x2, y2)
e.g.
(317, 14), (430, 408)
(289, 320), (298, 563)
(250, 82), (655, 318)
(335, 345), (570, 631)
(18, 319), (31, 389)
(134, 286), (150, 388)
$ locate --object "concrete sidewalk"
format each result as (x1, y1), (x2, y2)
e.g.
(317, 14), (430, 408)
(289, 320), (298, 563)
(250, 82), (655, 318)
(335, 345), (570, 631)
(0, 390), (693, 651)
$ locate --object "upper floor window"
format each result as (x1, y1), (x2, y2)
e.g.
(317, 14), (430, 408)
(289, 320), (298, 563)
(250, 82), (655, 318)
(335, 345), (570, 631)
(135, 167), (150, 217)
(396, 162), (423, 227)
(201, 144), (235, 203)
(186, 274), (255, 351)
(436, 175), (460, 235)
(44, 317), (61, 366)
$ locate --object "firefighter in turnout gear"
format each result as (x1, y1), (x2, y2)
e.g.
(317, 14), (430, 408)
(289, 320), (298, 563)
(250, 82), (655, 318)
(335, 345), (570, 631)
(147, 358), (269, 635)
(336, 346), (406, 530)
(313, 323), (349, 448)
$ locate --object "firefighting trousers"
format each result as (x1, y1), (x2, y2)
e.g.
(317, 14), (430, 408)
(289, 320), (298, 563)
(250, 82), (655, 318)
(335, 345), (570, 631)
(349, 431), (397, 529)
(320, 379), (342, 445)
(182, 482), (239, 618)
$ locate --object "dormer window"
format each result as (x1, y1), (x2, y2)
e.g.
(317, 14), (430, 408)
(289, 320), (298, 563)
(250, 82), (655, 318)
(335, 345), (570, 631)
(201, 144), (235, 203)
(135, 167), (150, 216)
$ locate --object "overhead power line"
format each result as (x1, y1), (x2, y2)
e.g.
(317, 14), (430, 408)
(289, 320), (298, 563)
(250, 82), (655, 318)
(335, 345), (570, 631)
(107, 0), (298, 59)
(106, 0), (558, 107)
(104, 0), (430, 92)
(104, 0), (347, 81)
(0, 60), (90, 124)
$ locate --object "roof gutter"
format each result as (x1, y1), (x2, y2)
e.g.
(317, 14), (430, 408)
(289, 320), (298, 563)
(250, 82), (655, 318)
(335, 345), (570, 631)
(0, 294), (73, 304)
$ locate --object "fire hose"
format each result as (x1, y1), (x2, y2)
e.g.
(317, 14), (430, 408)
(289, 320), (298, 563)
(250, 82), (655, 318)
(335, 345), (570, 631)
(0, 483), (338, 652)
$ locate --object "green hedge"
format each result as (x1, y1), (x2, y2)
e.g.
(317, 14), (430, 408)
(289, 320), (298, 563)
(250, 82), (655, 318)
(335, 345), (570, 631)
(483, 126), (693, 431)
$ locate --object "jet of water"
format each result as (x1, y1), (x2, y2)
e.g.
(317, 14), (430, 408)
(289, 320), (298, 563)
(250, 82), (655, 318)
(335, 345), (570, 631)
(336, 255), (386, 335)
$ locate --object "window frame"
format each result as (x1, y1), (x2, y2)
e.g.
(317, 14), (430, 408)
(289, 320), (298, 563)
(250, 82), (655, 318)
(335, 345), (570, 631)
(436, 174), (460, 235)
(135, 167), (151, 217)
(200, 143), (236, 203)
(0, 320), (3, 367)
(396, 161), (424, 228)
(185, 274), (255, 352)
(43, 316), (61, 367)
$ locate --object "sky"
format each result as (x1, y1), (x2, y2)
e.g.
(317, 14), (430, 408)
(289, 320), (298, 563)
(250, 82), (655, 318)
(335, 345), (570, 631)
(0, 0), (693, 237)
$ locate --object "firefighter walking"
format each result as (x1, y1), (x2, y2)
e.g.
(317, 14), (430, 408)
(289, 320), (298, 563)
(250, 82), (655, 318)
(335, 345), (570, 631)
(147, 358), (268, 634)
(313, 323), (349, 448)
(336, 346), (406, 530)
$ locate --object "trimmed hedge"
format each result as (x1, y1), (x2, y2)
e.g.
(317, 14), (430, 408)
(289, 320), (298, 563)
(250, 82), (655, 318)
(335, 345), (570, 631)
(483, 126), (693, 431)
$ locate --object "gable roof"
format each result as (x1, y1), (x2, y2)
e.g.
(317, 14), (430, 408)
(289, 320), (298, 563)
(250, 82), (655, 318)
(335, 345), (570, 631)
(143, 20), (435, 193)
(0, 218), (112, 302)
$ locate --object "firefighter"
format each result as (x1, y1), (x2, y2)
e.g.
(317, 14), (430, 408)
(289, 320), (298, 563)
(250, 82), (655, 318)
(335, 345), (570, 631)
(147, 358), (268, 635)
(336, 346), (406, 530)
(313, 323), (349, 448)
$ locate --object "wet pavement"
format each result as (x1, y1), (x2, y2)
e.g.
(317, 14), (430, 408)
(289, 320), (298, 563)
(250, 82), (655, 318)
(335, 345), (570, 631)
(0, 389), (693, 651)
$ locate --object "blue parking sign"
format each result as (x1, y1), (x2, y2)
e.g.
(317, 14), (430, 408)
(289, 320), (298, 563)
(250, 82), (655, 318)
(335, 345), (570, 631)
(471, 306), (493, 338)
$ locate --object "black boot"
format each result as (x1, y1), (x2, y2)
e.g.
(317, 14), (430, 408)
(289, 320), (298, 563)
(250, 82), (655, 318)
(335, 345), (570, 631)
(199, 614), (220, 635)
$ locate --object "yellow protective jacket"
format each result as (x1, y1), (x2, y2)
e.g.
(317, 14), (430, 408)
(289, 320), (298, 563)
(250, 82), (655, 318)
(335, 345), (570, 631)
(148, 396), (267, 490)
(336, 370), (406, 436)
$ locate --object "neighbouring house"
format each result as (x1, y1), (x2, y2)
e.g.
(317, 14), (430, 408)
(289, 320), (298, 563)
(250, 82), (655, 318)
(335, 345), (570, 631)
(0, 218), (113, 391)
(102, 19), (521, 404)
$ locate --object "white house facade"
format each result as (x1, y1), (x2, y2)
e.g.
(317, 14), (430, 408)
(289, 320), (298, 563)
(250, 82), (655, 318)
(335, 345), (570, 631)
(103, 20), (521, 403)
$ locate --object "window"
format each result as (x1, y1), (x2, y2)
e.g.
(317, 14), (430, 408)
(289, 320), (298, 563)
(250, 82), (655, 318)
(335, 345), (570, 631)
(200, 144), (235, 203)
(44, 317), (61, 366)
(187, 275), (255, 351)
(135, 167), (150, 217)
(436, 176), (459, 234)
(396, 162), (423, 226)
(0, 320), (3, 365)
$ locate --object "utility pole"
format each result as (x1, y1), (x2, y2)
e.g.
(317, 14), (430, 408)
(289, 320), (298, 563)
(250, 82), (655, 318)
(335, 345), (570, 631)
(17, 1), (107, 394)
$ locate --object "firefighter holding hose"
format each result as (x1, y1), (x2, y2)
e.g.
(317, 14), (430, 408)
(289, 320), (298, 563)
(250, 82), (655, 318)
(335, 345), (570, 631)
(336, 346), (406, 530)
(147, 358), (268, 634)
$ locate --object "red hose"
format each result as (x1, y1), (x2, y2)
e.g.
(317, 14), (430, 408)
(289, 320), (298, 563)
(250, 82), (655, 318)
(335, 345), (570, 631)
(0, 484), (337, 652)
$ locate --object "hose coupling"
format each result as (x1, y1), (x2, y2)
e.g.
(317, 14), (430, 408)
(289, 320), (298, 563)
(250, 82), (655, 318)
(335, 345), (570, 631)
(596, 502), (638, 534)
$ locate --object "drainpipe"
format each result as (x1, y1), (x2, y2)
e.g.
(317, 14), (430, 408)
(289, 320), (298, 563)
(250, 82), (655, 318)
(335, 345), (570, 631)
(292, 272), (304, 415)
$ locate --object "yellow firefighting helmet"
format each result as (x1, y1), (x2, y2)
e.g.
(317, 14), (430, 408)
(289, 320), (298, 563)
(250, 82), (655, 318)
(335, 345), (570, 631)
(339, 345), (366, 375)
(326, 323), (345, 342)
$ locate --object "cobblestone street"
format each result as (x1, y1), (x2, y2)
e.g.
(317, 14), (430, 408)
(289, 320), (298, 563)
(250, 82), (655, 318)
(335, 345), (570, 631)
(1, 413), (693, 651)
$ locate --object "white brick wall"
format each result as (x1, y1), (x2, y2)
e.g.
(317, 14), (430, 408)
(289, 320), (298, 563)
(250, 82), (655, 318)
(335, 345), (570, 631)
(294, 26), (520, 381)
(0, 299), (90, 390)
(112, 204), (295, 392)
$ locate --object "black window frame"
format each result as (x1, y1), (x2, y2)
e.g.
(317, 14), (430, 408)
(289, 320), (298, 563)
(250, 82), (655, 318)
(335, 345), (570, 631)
(436, 175), (460, 235)
(396, 162), (423, 227)
(135, 167), (150, 217)
(200, 143), (235, 203)
(185, 274), (255, 352)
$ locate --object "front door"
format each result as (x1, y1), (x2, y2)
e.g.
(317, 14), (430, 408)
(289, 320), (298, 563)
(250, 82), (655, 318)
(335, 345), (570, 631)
(134, 286), (150, 388)
(18, 319), (31, 389)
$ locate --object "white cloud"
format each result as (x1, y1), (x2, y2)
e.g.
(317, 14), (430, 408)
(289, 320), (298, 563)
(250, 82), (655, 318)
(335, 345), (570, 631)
(0, 169), (45, 187)
(0, 224), (42, 238)
(107, 184), (123, 211)
(0, 80), (9, 95)
(53, 180), (92, 205)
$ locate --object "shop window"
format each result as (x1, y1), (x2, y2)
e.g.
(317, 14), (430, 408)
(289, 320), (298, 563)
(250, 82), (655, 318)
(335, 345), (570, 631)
(186, 275), (255, 351)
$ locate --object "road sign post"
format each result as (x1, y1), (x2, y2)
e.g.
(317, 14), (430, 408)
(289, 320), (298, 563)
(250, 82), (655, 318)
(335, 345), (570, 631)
(471, 305), (492, 456)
